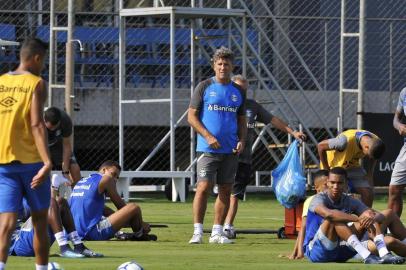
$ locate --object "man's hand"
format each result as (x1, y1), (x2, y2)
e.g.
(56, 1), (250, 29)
(31, 163), (52, 189)
(358, 211), (375, 229)
(398, 123), (406, 136)
(233, 141), (245, 154)
(206, 134), (221, 149)
(292, 131), (307, 143)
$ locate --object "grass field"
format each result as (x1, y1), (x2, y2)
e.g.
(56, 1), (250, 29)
(7, 193), (406, 270)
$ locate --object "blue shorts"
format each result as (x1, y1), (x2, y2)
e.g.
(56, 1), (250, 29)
(0, 162), (50, 213)
(85, 217), (116, 241)
(305, 229), (356, 263)
(10, 226), (54, 257)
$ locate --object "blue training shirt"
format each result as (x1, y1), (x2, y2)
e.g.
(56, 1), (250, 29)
(69, 173), (105, 239)
(189, 77), (246, 153)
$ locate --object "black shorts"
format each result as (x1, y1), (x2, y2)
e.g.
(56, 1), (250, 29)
(232, 162), (252, 200)
(50, 147), (78, 170)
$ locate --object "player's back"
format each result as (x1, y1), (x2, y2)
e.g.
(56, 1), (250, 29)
(0, 72), (42, 164)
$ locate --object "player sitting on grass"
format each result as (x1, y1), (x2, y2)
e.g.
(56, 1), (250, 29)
(304, 167), (404, 264)
(362, 208), (406, 257)
(289, 169), (328, 259)
(9, 197), (101, 258)
(69, 160), (156, 241)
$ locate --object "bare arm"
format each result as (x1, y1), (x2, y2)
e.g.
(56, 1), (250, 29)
(234, 114), (247, 154)
(393, 110), (406, 136)
(99, 176), (126, 210)
(271, 117), (306, 142)
(317, 140), (330, 170)
(62, 137), (73, 174)
(30, 79), (52, 189)
(314, 205), (359, 223)
(187, 107), (220, 149)
(289, 216), (306, 259)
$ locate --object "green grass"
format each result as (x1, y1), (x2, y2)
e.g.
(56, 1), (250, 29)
(7, 194), (406, 269)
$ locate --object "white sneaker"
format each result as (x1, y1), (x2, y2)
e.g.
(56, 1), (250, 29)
(209, 234), (234, 244)
(223, 228), (236, 239)
(189, 233), (203, 244)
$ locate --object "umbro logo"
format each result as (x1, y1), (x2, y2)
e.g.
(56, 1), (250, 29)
(0, 96), (17, 107)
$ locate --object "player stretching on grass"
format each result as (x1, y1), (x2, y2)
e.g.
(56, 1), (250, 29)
(69, 160), (156, 241)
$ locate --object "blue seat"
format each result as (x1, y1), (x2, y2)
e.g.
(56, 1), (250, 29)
(0, 24), (18, 65)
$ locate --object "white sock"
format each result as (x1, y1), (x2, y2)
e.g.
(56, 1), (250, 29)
(224, 223), (233, 230)
(374, 234), (389, 257)
(35, 265), (47, 270)
(68, 231), (82, 245)
(0, 261), (5, 270)
(54, 231), (68, 246)
(211, 224), (223, 236)
(347, 234), (371, 259)
(193, 223), (203, 235)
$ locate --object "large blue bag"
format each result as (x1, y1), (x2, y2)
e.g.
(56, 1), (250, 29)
(271, 140), (306, 208)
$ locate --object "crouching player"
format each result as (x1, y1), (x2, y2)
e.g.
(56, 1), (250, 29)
(9, 198), (101, 258)
(304, 167), (404, 264)
(69, 160), (156, 241)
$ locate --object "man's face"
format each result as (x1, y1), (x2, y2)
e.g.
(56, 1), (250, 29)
(102, 166), (121, 181)
(234, 79), (248, 92)
(213, 58), (233, 81)
(45, 121), (60, 131)
(327, 173), (346, 200)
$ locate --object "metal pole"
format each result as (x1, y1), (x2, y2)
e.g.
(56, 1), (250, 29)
(190, 0), (196, 186)
(324, 21), (328, 91)
(339, 0), (345, 132)
(389, 22), (393, 111)
(170, 11), (176, 172)
(357, 0), (365, 129)
(119, 0), (125, 168)
(65, 0), (74, 117)
(242, 15), (247, 77)
(48, 0), (55, 107)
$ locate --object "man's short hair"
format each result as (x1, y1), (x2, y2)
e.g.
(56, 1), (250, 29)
(99, 160), (122, 171)
(231, 74), (246, 83)
(370, 138), (385, 160)
(329, 167), (348, 180)
(44, 107), (62, 125)
(313, 169), (329, 182)
(212, 46), (234, 64)
(20, 38), (48, 61)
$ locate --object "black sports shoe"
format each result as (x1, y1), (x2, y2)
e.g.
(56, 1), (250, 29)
(381, 253), (405, 264)
(115, 231), (157, 241)
(364, 254), (384, 264)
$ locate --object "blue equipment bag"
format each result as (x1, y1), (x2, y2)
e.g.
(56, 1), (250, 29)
(271, 140), (306, 208)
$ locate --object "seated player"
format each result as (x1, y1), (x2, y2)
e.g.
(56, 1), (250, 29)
(69, 160), (156, 241)
(304, 167), (404, 264)
(362, 209), (406, 257)
(289, 170), (328, 259)
(9, 197), (101, 258)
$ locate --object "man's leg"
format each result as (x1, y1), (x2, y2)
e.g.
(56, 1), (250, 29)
(0, 213), (17, 264)
(107, 203), (148, 235)
(224, 196), (238, 229)
(55, 197), (102, 257)
(379, 209), (406, 241)
(31, 209), (49, 266)
(69, 162), (81, 186)
(388, 185), (406, 217)
(214, 183), (232, 226)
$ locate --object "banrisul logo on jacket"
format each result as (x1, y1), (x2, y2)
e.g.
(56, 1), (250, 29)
(207, 104), (238, 112)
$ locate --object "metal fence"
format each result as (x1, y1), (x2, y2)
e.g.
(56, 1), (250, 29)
(1, 0), (405, 187)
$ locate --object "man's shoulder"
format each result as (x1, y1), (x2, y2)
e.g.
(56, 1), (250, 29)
(196, 78), (214, 91)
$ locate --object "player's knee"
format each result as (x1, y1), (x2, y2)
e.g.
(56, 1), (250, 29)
(0, 218), (16, 235)
(127, 203), (141, 215)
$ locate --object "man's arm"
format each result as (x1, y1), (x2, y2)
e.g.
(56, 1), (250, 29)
(270, 116), (306, 142)
(62, 137), (73, 175)
(99, 176), (126, 210)
(289, 216), (306, 260)
(234, 114), (247, 154)
(188, 108), (220, 149)
(393, 110), (406, 136)
(30, 79), (52, 189)
(317, 139), (331, 170)
(314, 204), (359, 223)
